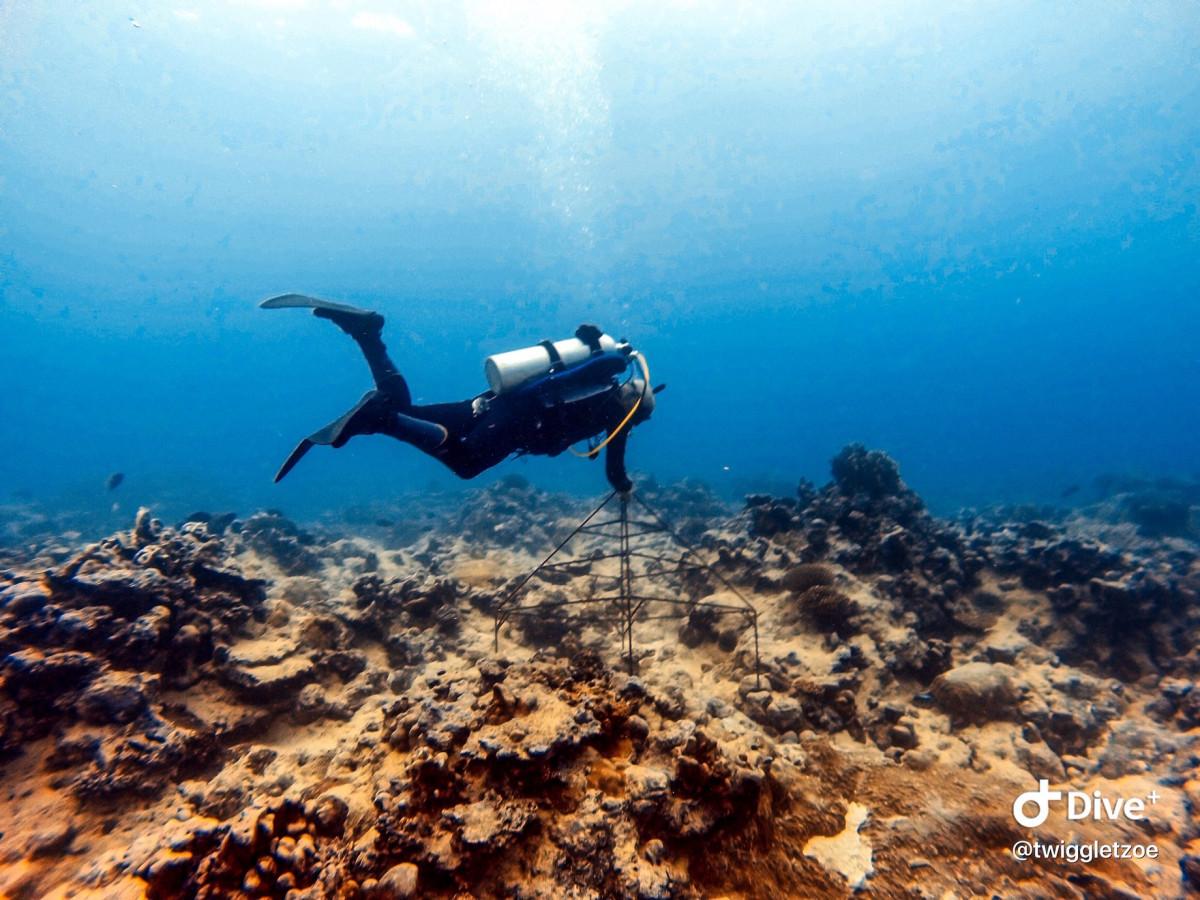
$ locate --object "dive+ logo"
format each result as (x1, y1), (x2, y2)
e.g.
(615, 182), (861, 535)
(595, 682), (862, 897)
(1012, 780), (1160, 828)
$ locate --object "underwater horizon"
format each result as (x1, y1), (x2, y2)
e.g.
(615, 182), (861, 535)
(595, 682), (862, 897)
(3, 1), (1199, 526)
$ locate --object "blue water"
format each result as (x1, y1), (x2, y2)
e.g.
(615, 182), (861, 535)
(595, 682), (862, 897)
(3, 2), (1198, 526)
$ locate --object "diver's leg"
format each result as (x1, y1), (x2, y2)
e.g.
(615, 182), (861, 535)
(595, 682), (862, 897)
(311, 308), (410, 401)
(407, 400), (516, 480)
(260, 294), (410, 403)
(379, 411), (448, 452)
(272, 391), (447, 482)
(311, 392), (447, 451)
(263, 295), (453, 481)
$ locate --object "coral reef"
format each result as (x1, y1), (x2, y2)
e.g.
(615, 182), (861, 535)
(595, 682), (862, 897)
(1, 508), (266, 770)
(1, 453), (1198, 898)
(1091, 473), (1200, 540)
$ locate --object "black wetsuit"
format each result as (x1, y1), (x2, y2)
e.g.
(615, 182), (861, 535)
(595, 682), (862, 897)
(409, 389), (636, 492)
(279, 306), (643, 492)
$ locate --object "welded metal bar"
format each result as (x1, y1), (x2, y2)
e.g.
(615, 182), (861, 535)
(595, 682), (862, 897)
(502, 598), (751, 616)
(633, 494), (758, 613)
(506, 596), (627, 609)
(579, 527), (668, 541)
(584, 565), (707, 586)
(511, 593), (748, 611)
(604, 606), (760, 622)
(545, 550), (690, 570)
(493, 488), (761, 688)
(626, 597), (749, 611)
(583, 517), (661, 531)
(582, 517), (626, 529)
(632, 493), (762, 683)
(534, 555), (624, 571)
(620, 493), (635, 674)
(751, 610), (761, 689)
(494, 491), (615, 642)
(624, 551), (694, 565)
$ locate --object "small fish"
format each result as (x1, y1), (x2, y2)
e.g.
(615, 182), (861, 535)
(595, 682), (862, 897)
(106, 472), (125, 491)
(129, 16), (142, 28)
(375, 518), (396, 528)
(1060, 484), (1080, 499)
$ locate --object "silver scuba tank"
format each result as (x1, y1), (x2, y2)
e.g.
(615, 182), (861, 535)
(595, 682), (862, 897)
(485, 333), (621, 394)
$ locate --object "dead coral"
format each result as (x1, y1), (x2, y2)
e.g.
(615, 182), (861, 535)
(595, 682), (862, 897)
(721, 447), (985, 636)
(2, 467), (1198, 898)
(238, 511), (323, 576)
(150, 657), (782, 898)
(965, 512), (1200, 681)
(797, 585), (860, 633)
(139, 796), (358, 898)
(931, 662), (1022, 726)
(830, 443), (902, 499)
(780, 563), (836, 594)
(450, 476), (586, 553)
(352, 574), (463, 637)
(1, 510), (265, 760)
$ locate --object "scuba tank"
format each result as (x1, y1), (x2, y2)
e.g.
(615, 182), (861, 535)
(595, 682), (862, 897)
(485, 329), (621, 394)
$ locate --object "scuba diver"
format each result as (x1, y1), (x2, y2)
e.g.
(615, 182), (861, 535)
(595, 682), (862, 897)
(260, 295), (659, 493)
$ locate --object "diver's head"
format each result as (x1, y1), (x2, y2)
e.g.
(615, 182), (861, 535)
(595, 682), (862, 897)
(619, 374), (655, 422)
(623, 350), (656, 422)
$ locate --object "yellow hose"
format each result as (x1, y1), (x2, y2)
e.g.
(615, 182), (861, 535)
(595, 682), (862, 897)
(569, 352), (650, 458)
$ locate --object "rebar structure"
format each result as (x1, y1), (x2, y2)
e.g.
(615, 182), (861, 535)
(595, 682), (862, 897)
(493, 490), (761, 686)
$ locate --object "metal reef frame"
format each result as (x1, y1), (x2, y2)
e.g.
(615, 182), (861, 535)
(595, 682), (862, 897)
(493, 490), (761, 686)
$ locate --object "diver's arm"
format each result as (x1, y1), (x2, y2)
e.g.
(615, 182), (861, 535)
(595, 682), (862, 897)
(604, 427), (634, 494)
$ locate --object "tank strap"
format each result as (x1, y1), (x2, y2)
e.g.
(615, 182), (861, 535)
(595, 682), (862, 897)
(539, 339), (566, 372)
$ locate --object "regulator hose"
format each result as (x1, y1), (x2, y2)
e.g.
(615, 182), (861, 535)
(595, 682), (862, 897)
(570, 352), (651, 459)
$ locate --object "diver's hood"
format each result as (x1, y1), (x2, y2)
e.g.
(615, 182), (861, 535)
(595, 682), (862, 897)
(623, 375), (655, 419)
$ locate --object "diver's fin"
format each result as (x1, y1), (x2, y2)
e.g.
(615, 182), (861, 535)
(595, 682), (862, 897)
(273, 393), (382, 482)
(260, 293), (384, 339)
(275, 392), (447, 482)
(309, 391), (387, 447)
(274, 438), (315, 483)
(260, 294), (375, 316)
